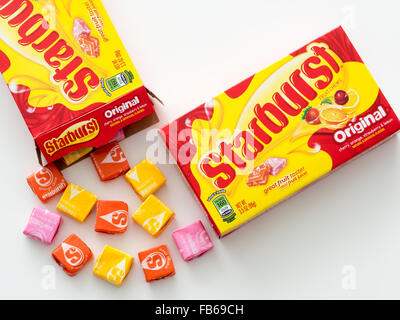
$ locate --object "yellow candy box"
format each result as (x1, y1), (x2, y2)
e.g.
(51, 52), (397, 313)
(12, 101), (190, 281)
(0, 0), (156, 164)
(160, 27), (400, 238)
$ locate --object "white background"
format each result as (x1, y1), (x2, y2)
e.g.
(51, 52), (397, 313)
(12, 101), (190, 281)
(0, 0), (400, 300)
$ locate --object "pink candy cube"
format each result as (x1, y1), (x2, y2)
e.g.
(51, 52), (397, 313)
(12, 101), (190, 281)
(172, 220), (214, 261)
(266, 157), (287, 176)
(73, 18), (91, 41)
(110, 129), (126, 143)
(23, 207), (62, 245)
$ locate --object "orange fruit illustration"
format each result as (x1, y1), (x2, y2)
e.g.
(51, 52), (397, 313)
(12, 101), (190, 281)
(320, 107), (349, 126)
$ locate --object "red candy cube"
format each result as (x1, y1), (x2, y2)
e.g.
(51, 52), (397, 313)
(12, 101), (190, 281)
(138, 245), (175, 282)
(26, 163), (68, 202)
(90, 142), (130, 181)
(95, 200), (129, 234)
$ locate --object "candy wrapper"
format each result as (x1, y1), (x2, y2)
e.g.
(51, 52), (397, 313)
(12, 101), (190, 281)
(93, 245), (133, 286)
(90, 142), (130, 181)
(172, 221), (214, 261)
(95, 200), (129, 234)
(62, 147), (93, 166)
(132, 195), (174, 237)
(138, 245), (175, 282)
(23, 207), (62, 245)
(125, 159), (166, 200)
(56, 183), (97, 222)
(26, 163), (67, 202)
(160, 27), (400, 237)
(52, 234), (92, 276)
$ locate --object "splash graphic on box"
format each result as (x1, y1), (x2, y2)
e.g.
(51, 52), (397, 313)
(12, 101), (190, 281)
(160, 27), (400, 237)
(0, 0), (155, 163)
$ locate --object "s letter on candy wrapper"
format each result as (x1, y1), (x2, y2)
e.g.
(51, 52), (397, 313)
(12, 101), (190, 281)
(52, 234), (92, 276)
(95, 200), (128, 234)
(172, 221), (214, 261)
(125, 159), (166, 200)
(23, 207), (62, 245)
(132, 195), (174, 237)
(27, 163), (67, 202)
(93, 245), (133, 286)
(90, 142), (130, 181)
(56, 183), (97, 222)
(138, 245), (175, 282)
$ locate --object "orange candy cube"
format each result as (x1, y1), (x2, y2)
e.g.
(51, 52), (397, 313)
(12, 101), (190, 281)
(78, 33), (100, 58)
(95, 200), (129, 234)
(138, 245), (175, 282)
(52, 234), (92, 276)
(90, 142), (130, 181)
(26, 163), (67, 202)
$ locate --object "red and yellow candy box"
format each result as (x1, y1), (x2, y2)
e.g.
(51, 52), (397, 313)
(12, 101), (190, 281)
(160, 27), (400, 238)
(0, 0), (155, 163)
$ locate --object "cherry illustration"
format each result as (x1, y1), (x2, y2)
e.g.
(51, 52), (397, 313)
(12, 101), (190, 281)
(334, 90), (349, 105)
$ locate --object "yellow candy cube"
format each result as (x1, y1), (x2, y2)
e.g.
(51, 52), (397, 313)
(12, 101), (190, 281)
(132, 195), (174, 237)
(62, 147), (93, 166)
(93, 245), (133, 287)
(56, 183), (97, 222)
(125, 159), (166, 200)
